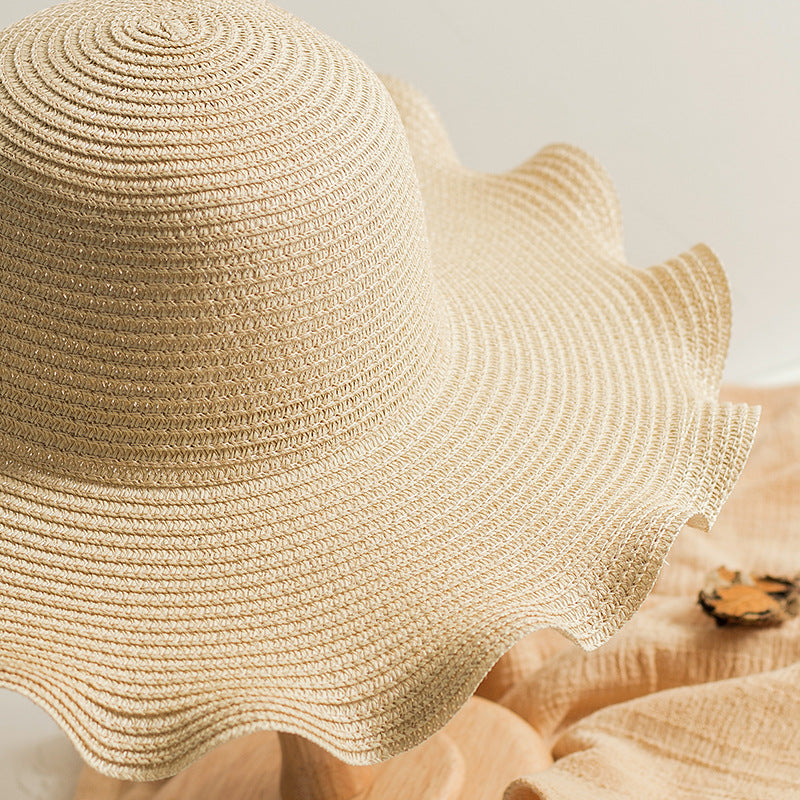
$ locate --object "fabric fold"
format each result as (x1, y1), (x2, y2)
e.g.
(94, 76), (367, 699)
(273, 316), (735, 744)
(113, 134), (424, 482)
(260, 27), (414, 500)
(493, 383), (800, 800)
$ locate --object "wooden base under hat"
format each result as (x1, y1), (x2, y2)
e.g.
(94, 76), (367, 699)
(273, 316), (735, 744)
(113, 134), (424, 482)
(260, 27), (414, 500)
(72, 696), (552, 800)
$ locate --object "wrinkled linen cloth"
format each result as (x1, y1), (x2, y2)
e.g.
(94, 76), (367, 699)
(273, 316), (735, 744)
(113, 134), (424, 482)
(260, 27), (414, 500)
(476, 383), (800, 799)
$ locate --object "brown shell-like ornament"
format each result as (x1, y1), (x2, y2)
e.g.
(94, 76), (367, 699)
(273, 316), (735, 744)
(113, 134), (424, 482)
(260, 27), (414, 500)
(698, 565), (800, 626)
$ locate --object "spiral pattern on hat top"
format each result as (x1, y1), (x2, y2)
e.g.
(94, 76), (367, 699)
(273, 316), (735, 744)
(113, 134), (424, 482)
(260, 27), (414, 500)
(0, 0), (448, 485)
(0, 0), (762, 784)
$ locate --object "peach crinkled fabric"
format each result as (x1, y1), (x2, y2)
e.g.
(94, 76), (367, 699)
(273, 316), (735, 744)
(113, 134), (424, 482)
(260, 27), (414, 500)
(479, 383), (800, 799)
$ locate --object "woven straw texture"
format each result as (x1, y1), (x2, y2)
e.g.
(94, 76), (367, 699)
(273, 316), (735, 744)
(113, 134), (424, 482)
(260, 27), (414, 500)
(0, 0), (760, 782)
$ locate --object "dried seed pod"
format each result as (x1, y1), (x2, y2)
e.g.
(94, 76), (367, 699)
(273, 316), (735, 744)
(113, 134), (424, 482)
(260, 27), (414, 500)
(697, 566), (800, 627)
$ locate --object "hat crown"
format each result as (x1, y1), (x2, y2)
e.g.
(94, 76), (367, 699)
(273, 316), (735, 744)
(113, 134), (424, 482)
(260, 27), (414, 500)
(0, 0), (448, 485)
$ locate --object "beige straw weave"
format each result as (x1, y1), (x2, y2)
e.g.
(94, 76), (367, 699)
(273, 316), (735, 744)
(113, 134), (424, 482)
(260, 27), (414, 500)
(0, 0), (760, 781)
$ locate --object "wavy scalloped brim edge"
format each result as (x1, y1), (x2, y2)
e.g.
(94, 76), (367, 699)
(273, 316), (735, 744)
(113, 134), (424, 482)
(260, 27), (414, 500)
(0, 396), (761, 780)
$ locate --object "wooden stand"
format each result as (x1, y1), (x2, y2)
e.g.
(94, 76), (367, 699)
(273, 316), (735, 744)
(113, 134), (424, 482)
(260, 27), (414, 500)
(73, 697), (552, 800)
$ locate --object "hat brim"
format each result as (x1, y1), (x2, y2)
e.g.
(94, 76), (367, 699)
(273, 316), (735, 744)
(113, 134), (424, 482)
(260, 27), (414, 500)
(0, 74), (760, 780)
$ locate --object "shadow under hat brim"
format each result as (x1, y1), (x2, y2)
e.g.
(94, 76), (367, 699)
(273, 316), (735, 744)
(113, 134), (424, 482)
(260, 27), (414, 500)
(0, 74), (760, 780)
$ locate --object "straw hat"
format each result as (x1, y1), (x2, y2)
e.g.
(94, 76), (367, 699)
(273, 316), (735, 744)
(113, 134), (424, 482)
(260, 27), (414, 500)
(0, 0), (760, 782)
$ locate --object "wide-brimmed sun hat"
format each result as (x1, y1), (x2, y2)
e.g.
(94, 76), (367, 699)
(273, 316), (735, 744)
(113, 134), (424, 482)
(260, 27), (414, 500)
(0, 0), (760, 782)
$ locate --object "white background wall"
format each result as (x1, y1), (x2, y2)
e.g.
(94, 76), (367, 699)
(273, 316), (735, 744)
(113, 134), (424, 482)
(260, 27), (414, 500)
(288, 0), (800, 386)
(0, 1), (798, 798)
